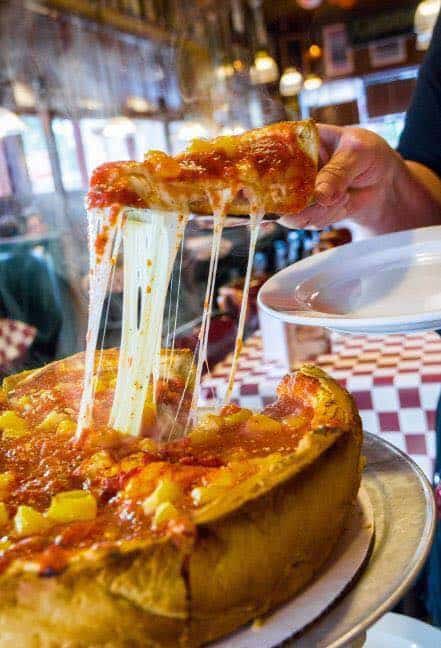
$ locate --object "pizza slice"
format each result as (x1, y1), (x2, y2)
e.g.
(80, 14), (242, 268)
(88, 120), (318, 216)
(81, 120), (319, 439)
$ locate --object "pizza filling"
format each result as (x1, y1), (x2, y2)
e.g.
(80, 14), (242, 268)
(0, 358), (313, 574)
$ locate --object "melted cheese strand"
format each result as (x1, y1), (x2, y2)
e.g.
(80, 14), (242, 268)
(110, 209), (187, 436)
(165, 237), (184, 386)
(189, 209), (225, 417)
(224, 210), (263, 402)
(76, 207), (123, 439)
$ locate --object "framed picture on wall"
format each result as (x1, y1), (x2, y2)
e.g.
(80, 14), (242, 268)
(323, 23), (354, 77)
(369, 37), (407, 68)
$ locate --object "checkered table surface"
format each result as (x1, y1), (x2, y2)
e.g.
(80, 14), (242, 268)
(0, 319), (36, 370)
(202, 330), (441, 480)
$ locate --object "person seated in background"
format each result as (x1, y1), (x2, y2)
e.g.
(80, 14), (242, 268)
(0, 214), (62, 368)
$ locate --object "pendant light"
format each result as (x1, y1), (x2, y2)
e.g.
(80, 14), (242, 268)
(296, 0), (323, 9)
(279, 67), (304, 96)
(414, 0), (441, 50)
(303, 73), (323, 91)
(249, 0), (279, 85)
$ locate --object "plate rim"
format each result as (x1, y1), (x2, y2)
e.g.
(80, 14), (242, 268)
(299, 432), (436, 648)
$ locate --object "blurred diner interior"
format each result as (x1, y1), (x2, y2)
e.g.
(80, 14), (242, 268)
(0, 0), (438, 371)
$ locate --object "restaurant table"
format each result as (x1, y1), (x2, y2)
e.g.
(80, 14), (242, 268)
(202, 330), (441, 480)
(0, 319), (36, 372)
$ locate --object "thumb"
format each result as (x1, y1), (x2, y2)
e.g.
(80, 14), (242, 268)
(315, 142), (369, 207)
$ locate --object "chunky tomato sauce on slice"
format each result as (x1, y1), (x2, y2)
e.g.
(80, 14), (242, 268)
(87, 122), (316, 215)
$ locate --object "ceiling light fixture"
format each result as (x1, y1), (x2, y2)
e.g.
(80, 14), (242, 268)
(414, 0), (441, 50)
(279, 67), (304, 96)
(126, 96), (156, 113)
(13, 82), (36, 109)
(303, 72), (323, 91)
(296, 0), (323, 9)
(248, 0), (279, 84)
(215, 60), (235, 81)
(250, 50), (279, 85)
(308, 44), (323, 59)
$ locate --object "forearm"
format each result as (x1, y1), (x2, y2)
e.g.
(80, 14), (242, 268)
(355, 156), (441, 236)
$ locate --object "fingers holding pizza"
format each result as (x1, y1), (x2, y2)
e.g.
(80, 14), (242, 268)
(279, 123), (403, 230)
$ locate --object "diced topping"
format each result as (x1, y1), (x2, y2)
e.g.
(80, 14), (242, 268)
(0, 539), (11, 553)
(56, 419), (76, 436)
(0, 410), (28, 439)
(222, 408), (253, 427)
(0, 472), (14, 499)
(245, 414), (282, 435)
(191, 469), (234, 506)
(46, 490), (97, 524)
(36, 411), (69, 432)
(281, 415), (309, 431)
(152, 502), (179, 529)
(142, 479), (182, 516)
(189, 414), (223, 445)
(14, 505), (52, 537)
(0, 503), (8, 527)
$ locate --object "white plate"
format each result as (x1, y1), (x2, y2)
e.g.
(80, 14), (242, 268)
(365, 612), (441, 648)
(258, 226), (441, 334)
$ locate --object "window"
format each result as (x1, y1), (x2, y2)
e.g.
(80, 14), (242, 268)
(80, 118), (131, 176)
(52, 118), (84, 191)
(21, 115), (55, 194)
(132, 119), (167, 159)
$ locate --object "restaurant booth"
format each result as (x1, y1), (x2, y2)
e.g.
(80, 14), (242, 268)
(0, 1), (440, 646)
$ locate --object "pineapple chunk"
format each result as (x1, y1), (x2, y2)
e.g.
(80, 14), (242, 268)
(281, 415), (308, 431)
(189, 414), (222, 445)
(191, 470), (233, 506)
(46, 490), (97, 523)
(245, 414), (282, 435)
(0, 538), (11, 552)
(56, 419), (76, 436)
(14, 505), (52, 537)
(139, 438), (158, 453)
(0, 410), (28, 439)
(0, 503), (8, 527)
(142, 478), (181, 516)
(81, 450), (117, 481)
(0, 472), (14, 499)
(36, 411), (68, 432)
(152, 502), (178, 528)
(223, 408), (253, 427)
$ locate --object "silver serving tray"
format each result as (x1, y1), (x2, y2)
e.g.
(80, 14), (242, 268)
(289, 432), (436, 647)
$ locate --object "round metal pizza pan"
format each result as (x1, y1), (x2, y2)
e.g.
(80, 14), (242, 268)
(286, 432), (436, 647)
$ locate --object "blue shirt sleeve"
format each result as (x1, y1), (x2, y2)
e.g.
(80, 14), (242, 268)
(397, 15), (441, 177)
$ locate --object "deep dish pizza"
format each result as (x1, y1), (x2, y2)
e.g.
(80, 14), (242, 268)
(0, 354), (362, 647)
(0, 120), (364, 646)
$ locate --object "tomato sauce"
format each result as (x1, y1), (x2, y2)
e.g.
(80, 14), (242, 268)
(0, 351), (313, 575)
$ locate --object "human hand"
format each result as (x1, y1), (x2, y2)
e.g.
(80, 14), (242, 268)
(280, 123), (402, 229)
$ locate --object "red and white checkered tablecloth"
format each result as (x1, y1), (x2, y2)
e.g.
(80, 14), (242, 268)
(202, 331), (441, 479)
(0, 319), (36, 370)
